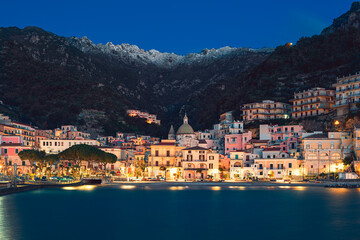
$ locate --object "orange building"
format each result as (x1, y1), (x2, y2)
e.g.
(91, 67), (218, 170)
(242, 100), (290, 122)
(290, 87), (334, 118)
(148, 139), (184, 179)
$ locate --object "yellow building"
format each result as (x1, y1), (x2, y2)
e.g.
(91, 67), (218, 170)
(253, 157), (301, 180)
(148, 139), (184, 179)
(302, 132), (350, 176)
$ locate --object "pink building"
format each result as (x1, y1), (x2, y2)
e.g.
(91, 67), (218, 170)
(260, 124), (303, 142)
(225, 131), (252, 154)
(0, 135), (31, 175)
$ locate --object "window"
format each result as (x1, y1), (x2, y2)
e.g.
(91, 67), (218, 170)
(306, 144), (310, 149)
(311, 165), (313, 169)
(289, 163), (292, 168)
(155, 161), (159, 166)
(318, 143), (322, 149)
(270, 164), (273, 169)
(209, 156), (214, 160)
(166, 161), (170, 166)
(209, 163), (213, 169)
(155, 150), (159, 157)
(259, 164), (263, 169)
(166, 150), (170, 157)
(330, 143), (334, 149)
(22, 161), (25, 166)
(260, 171), (263, 175)
(4, 149), (7, 154)
(8, 161), (12, 166)
(15, 149), (18, 154)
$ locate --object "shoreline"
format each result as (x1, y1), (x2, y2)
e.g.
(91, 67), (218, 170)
(2, 180), (360, 196)
(108, 181), (329, 187)
(0, 181), (84, 197)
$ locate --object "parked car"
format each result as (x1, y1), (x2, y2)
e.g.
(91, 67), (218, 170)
(50, 176), (60, 182)
(41, 176), (47, 182)
(16, 177), (25, 184)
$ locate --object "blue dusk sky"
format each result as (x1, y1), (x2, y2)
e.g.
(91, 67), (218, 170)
(0, 0), (355, 54)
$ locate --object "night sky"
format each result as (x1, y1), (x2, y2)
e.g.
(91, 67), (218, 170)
(0, 0), (355, 54)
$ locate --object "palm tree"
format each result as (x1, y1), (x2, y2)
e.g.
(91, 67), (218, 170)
(160, 166), (167, 180)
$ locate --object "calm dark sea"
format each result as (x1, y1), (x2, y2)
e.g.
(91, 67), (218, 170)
(1, 185), (360, 240)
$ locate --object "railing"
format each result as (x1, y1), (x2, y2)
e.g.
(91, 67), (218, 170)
(182, 159), (207, 162)
(183, 168), (208, 170)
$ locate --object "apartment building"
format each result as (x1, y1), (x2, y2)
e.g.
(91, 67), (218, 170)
(148, 139), (184, 179)
(242, 100), (291, 122)
(290, 87), (335, 118)
(332, 72), (360, 116)
(302, 132), (351, 176)
(182, 146), (220, 180)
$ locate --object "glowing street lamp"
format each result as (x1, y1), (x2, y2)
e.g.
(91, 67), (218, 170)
(334, 120), (340, 126)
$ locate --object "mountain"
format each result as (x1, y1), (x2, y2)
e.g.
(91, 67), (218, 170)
(0, 26), (271, 136)
(183, 1), (360, 129)
(1, 2), (360, 136)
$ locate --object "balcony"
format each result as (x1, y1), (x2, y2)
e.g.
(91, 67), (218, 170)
(183, 168), (208, 170)
(182, 159), (207, 162)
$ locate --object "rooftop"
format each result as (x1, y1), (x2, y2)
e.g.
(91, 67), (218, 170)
(183, 146), (209, 151)
(303, 133), (329, 139)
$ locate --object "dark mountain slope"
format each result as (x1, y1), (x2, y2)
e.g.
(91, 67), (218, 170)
(185, 2), (360, 130)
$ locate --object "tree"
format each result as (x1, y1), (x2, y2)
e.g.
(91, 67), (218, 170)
(98, 152), (117, 175)
(343, 155), (355, 166)
(18, 149), (46, 174)
(60, 144), (117, 175)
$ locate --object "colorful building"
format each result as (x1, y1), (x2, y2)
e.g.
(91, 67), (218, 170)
(253, 157), (301, 179)
(332, 72), (360, 116)
(224, 131), (252, 154)
(302, 132), (350, 176)
(242, 100), (291, 122)
(148, 139), (184, 179)
(290, 87), (335, 118)
(0, 135), (31, 175)
(182, 146), (220, 180)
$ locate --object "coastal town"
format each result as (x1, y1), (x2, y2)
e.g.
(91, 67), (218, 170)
(1, 72), (360, 184)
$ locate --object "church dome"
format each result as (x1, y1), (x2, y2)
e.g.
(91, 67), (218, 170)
(177, 123), (194, 135)
(176, 114), (194, 135)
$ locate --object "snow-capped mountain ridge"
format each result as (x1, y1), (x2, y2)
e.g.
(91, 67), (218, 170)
(71, 36), (273, 68)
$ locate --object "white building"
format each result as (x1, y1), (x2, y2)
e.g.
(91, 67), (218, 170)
(40, 139), (100, 154)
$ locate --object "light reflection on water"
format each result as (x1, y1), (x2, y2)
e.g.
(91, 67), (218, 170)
(62, 185), (96, 191)
(120, 185), (136, 190)
(0, 185), (360, 240)
(0, 197), (8, 239)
